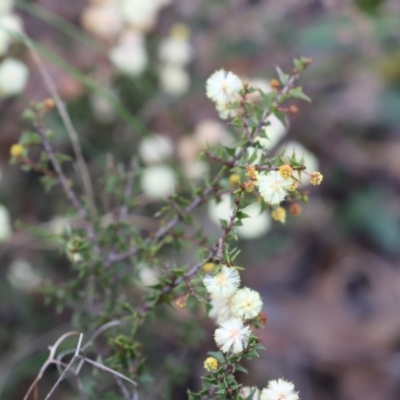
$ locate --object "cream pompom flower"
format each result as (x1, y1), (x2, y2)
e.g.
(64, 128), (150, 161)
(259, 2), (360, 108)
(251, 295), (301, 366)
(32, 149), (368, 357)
(208, 294), (234, 324)
(260, 379), (299, 400)
(159, 64), (190, 96)
(0, 58), (29, 97)
(0, 204), (12, 242)
(109, 31), (148, 76)
(216, 100), (240, 120)
(0, 0), (13, 15)
(214, 317), (251, 354)
(206, 69), (243, 104)
(239, 386), (261, 400)
(257, 171), (292, 205)
(203, 265), (240, 298)
(140, 165), (176, 199)
(138, 134), (173, 165)
(231, 287), (262, 320)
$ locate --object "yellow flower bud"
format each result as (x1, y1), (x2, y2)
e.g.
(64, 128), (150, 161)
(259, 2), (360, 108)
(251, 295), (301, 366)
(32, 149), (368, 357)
(279, 164), (293, 179)
(204, 357), (218, 372)
(203, 262), (214, 273)
(271, 207), (286, 223)
(171, 23), (190, 39)
(229, 174), (240, 187)
(270, 79), (280, 89)
(245, 165), (259, 182)
(242, 180), (255, 193)
(288, 179), (298, 192)
(174, 295), (187, 309)
(310, 171), (323, 186)
(10, 144), (24, 158)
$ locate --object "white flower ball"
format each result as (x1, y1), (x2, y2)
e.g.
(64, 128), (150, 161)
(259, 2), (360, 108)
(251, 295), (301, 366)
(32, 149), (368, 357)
(0, 0), (13, 15)
(0, 13), (24, 38)
(109, 31), (148, 76)
(0, 58), (29, 97)
(256, 113), (287, 149)
(49, 215), (72, 236)
(7, 259), (41, 291)
(90, 94), (116, 123)
(141, 165), (176, 199)
(120, 0), (159, 30)
(182, 159), (209, 180)
(81, 4), (122, 39)
(208, 193), (232, 226)
(159, 65), (190, 96)
(194, 119), (233, 148)
(159, 36), (192, 66)
(236, 202), (271, 240)
(138, 264), (159, 287)
(138, 134), (173, 165)
(0, 30), (10, 56)
(0, 204), (12, 242)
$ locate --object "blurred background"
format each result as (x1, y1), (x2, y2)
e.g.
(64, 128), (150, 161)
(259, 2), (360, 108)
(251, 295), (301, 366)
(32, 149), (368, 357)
(1, 0), (400, 399)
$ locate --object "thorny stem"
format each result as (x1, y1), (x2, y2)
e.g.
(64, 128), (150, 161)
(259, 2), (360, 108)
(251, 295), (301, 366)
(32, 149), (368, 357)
(137, 195), (243, 316)
(34, 122), (87, 221)
(17, 155), (57, 178)
(33, 122), (100, 251)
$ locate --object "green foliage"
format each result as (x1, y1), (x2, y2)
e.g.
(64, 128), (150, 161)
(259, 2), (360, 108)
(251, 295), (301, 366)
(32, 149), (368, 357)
(11, 59), (314, 399)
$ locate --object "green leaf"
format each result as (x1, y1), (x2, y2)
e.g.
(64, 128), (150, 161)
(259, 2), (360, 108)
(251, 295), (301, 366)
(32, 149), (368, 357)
(235, 365), (248, 374)
(40, 176), (58, 192)
(289, 87), (312, 102)
(276, 66), (289, 85)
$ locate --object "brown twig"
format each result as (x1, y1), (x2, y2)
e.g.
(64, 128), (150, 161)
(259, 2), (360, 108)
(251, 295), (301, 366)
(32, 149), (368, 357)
(34, 122), (87, 221)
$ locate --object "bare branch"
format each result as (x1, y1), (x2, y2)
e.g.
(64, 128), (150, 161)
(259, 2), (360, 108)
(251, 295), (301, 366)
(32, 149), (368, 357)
(43, 333), (84, 400)
(23, 331), (79, 400)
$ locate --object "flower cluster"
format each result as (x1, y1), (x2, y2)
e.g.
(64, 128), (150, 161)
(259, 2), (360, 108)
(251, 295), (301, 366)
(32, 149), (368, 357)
(203, 265), (263, 353)
(138, 134), (176, 199)
(81, 0), (193, 96)
(82, 0), (170, 76)
(158, 23), (192, 96)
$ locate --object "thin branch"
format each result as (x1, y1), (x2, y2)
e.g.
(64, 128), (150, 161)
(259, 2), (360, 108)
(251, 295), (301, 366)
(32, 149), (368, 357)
(81, 356), (137, 386)
(43, 333), (84, 400)
(120, 163), (135, 221)
(34, 122), (87, 220)
(23, 331), (79, 400)
(114, 376), (135, 400)
(23, 35), (96, 218)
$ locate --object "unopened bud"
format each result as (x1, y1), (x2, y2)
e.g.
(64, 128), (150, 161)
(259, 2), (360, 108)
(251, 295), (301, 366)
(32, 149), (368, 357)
(242, 180), (255, 193)
(310, 171), (323, 186)
(44, 98), (55, 111)
(271, 207), (286, 223)
(289, 105), (299, 114)
(229, 174), (240, 187)
(174, 295), (187, 309)
(279, 164), (292, 179)
(245, 165), (259, 182)
(10, 143), (24, 158)
(289, 202), (302, 216)
(270, 79), (280, 89)
(258, 311), (268, 326)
